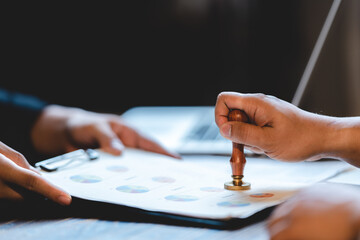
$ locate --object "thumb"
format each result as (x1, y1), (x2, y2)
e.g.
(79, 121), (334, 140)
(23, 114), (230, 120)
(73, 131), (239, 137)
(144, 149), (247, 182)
(219, 122), (265, 149)
(93, 124), (125, 155)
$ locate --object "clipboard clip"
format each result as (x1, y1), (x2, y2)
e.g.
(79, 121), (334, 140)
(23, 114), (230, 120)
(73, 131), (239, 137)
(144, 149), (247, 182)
(35, 149), (99, 172)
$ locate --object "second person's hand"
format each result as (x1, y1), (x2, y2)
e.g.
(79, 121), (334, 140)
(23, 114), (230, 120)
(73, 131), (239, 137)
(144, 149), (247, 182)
(31, 105), (180, 159)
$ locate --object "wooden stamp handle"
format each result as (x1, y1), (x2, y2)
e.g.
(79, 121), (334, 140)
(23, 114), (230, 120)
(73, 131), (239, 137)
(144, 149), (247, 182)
(228, 110), (249, 177)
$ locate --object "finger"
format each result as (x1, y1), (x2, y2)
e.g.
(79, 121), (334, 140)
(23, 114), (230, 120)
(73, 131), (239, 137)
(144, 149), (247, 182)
(267, 208), (287, 229)
(106, 138), (125, 155)
(137, 134), (181, 159)
(215, 92), (232, 127)
(244, 145), (264, 154)
(219, 121), (266, 149)
(216, 92), (278, 131)
(111, 120), (181, 159)
(267, 219), (294, 240)
(3, 164), (71, 205)
(215, 92), (251, 126)
(267, 201), (297, 238)
(91, 124), (125, 155)
(65, 144), (79, 153)
(0, 142), (32, 169)
(215, 92), (263, 126)
(30, 166), (41, 175)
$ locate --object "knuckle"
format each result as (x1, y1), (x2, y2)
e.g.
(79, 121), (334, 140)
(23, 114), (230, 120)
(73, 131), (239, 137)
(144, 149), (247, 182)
(216, 92), (225, 102)
(216, 91), (232, 101)
(11, 151), (29, 167)
(24, 173), (39, 191)
(13, 151), (26, 162)
(266, 94), (277, 100)
(254, 93), (267, 100)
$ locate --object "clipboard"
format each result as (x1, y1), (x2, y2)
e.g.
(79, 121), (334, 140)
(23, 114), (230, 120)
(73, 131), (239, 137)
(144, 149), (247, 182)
(34, 149), (349, 229)
(33, 149), (274, 229)
(35, 149), (99, 172)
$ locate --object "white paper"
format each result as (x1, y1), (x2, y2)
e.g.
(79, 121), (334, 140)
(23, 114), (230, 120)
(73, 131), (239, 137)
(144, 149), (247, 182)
(41, 149), (350, 220)
(327, 167), (360, 185)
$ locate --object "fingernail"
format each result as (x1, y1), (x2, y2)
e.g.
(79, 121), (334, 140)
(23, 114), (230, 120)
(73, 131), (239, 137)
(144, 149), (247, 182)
(58, 194), (72, 205)
(111, 139), (125, 152)
(170, 151), (182, 160)
(221, 124), (231, 138)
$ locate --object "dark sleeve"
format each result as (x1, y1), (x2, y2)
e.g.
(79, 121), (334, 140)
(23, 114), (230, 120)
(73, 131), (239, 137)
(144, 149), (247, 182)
(0, 88), (48, 161)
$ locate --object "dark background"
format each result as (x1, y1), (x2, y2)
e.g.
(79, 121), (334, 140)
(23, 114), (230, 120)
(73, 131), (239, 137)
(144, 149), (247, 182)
(2, 0), (332, 113)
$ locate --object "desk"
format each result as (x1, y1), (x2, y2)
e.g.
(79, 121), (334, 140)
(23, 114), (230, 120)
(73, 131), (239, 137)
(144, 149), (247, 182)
(1, 158), (359, 240)
(0, 219), (269, 240)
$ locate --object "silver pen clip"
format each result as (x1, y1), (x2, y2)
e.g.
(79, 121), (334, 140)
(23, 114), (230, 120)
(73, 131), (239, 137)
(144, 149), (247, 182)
(35, 149), (99, 172)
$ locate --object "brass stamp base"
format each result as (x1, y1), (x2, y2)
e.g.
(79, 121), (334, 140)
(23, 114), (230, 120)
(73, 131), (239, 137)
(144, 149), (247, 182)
(224, 181), (251, 190)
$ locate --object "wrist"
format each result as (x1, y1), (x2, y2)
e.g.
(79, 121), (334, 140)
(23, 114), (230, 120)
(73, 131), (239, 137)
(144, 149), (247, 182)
(322, 117), (360, 167)
(301, 112), (340, 161)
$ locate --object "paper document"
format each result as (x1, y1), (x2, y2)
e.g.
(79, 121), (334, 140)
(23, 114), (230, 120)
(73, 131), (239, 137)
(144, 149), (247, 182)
(41, 149), (350, 220)
(327, 167), (360, 185)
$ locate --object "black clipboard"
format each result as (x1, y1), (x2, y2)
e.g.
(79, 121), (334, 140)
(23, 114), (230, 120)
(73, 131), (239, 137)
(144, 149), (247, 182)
(31, 149), (273, 229)
(0, 195), (274, 230)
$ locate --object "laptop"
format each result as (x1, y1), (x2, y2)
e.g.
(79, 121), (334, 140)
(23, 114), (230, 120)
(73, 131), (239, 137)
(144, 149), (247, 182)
(122, 0), (341, 155)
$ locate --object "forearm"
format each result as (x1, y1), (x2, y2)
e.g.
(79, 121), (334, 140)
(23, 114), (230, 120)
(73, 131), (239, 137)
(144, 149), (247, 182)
(0, 89), (48, 160)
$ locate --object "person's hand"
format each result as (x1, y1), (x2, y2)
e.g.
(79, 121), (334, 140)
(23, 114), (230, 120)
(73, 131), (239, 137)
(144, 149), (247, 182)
(31, 105), (180, 158)
(215, 92), (345, 162)
(0, 141), (71, 205)
(267, 183), (360, 240)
